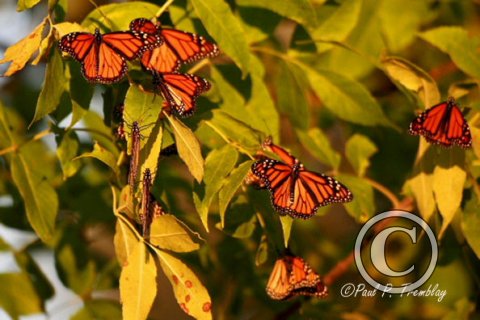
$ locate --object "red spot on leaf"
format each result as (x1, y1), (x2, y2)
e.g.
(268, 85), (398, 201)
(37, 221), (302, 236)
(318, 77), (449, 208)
(203, 302), (211, 312)
(185, 280), (193, 288)
(172, 275), (179, 285)
(185, 295), (191, 302)
(180, 303), (189, 314)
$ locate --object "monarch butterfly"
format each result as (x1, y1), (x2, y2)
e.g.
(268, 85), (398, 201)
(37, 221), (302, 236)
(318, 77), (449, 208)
(59, 26), (161, 84)
(140, 168), (165, 239)
(128, 121), (142, 192)
(152, 72), (211, 117)
(130, 18), (219, 73)
(266, 255), (328, 300)
(250, 137), (353, 219)
(409, 97), (472, 148)
(140, 168), (153, 239)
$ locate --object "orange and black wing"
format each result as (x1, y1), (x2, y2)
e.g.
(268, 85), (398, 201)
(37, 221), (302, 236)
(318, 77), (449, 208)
(409, 97), (472, 148)
(266, 255), (328, 300)
(138, 26), (219, 73)
(153, 72), (211, 117)
(60, 27), (160, 84)
(252, 141), (353, 219)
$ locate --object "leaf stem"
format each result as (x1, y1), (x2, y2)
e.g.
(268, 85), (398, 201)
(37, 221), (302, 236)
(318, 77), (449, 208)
(364, 177), (401, 209)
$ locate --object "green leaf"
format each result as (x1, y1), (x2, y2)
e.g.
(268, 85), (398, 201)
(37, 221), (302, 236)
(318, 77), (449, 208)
(433, 149), (466, 238)
(279, 215), (293, 248)
(75, 142), (120, 179)
(304, 67), (391, 126)
(68, 62), (94, 128)
(0, 18), (47, 76)
(11, 146), (58, 244)
(155, 249), (212, 320)
(404, 144), (436, 221)
(166, 115), (204, 182)
(71, 300), (122, 320)
(462, 196), (480, 260)
(190, 0), (251, 75)
(382, 56), (440, 107)
(317, 0), (383, 78)
(124, 84), (164, 183)
(120, 242), (157, 320)
(345, 134), (378, 177)
(379, 0), (432, 52)
(309, 0), (362, 52)
(82, 2), (161, 31)
(57, 130), (81, 179)
(57, 245), (96, 296)
(296, 128), (341, 170)
(340, 174), (375, 223)
(255, 235), (269, 266)
(17, 0), (42, 11)
(194, 145), (238, 231)
(32, 49), (66, 125)
(236, 0), (317, 28)
(246, 71), (280, 140)
(0, 273), (43, 317)
(82, 110), (118, 156)
(218, 161), (254, 227)
(150, 214), (200, 253)
(276, 61), (309, 130)
(419, 26), (480, 80)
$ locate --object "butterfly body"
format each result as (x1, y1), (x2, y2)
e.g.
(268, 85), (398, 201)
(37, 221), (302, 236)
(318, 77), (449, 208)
(409, 97), (472, 148)
(251, 138), (353, 219)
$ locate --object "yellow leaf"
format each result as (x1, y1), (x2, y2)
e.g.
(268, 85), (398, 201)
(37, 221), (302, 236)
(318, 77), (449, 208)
(120, 243), (157, 320)
(53, 22), (85, 38)
(433, 149), (466, 238)
(156, 249), (212, 320)
(0, 18), (47, 76)
(150, 214), (200, 252)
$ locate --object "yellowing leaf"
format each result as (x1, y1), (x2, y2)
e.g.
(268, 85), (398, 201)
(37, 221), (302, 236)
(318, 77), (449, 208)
(11, 147), (58, 244)
(75, 142), (120, 179)
(156, 249), (212, 320)
(150, 215), (200, 253)
(166, 114), (204, 182)
(53, 22), (85, 38)
(382, 56), (440, 107)
(433, 149), (466, 238)
(82, 2), (161, 31)
(219, 161), (253, 227)
(340, 174), (375, 223)
(404, 142), (436, 221)
(237, 0), (317, 28)
(462, 196), (480, 260)
(0, 18), (47, 76)
(279, 215), (293, 248)
(419, 27), (480, 80)
(194, 145), (238, 231)
(296, 128), (341, 170)
(114, 218), (140, 267)
(32, 49), (66, 125)
(345, 134), (378, 177)
(0, 273), (43, 318)
(120, 242), (157, 320)
(17, 0), (42, 11)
